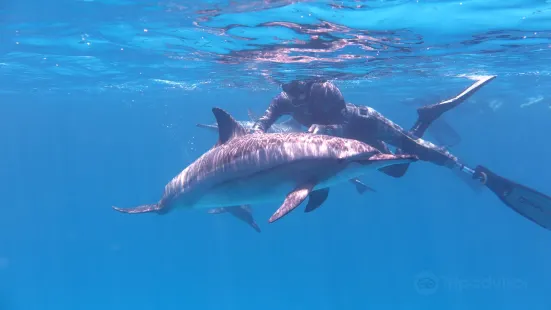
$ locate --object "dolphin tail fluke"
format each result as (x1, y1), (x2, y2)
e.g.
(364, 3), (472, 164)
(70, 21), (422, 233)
(112, 203), (162, 214)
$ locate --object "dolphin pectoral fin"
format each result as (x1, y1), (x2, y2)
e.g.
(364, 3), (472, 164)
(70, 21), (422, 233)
(349, 178), (377, 194)
(207, 207), (228, 214)
(304, 188), (330, 213)
(112, 203), (162, 214)
(269, 183), (315, 223)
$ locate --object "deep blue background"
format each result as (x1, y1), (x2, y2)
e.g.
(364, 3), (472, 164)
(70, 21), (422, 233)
(1, 83), (551, 310)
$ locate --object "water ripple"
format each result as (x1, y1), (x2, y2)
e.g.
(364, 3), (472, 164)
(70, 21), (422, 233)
(0, 0), (550, 94)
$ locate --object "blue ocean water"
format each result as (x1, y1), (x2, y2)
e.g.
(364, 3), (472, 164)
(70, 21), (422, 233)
(1, 0), (551, 309)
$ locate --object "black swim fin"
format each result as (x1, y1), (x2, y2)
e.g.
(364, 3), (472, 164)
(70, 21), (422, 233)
(412, 75), (496, 138)
(474, 165), (551, 231)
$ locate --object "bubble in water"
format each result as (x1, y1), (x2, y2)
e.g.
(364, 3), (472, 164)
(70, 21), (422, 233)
(0, 257), (9, 270)
(488, 99), (503, 111)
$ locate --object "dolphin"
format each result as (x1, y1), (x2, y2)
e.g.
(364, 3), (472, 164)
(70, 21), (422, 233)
(197, 109), (377, 195)
(196, 108), (304, 134)
(207, 205), (261, 233)
(198, 109), (311, 232)
(197, 109), (376, 232)
(198, 109), (372, 232)
(113, 107), (418, 223)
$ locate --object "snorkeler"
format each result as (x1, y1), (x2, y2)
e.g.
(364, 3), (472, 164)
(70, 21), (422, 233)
(251, 77), (551, 231)
(251, 77), (494, 177)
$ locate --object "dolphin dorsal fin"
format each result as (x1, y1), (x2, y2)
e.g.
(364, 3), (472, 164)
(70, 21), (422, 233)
(212, 107), (247, 146)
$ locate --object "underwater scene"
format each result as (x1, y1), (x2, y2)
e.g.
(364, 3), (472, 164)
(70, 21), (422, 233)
(1, 0), (551, 309)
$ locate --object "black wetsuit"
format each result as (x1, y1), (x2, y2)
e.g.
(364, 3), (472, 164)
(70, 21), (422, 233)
(252, 81), (458, 171)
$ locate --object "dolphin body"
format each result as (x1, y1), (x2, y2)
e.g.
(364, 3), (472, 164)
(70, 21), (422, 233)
(197, 109), (376, 195)
(113, 107), (418, 223)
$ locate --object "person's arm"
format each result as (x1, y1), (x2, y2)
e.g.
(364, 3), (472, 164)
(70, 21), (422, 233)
(252, 92), (293, 133)
(308, 124), (346, 136)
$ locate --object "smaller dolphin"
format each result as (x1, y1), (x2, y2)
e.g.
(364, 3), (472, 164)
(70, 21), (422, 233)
(196, 108), (304, 134)
(113, 107), (417, 224)
(207, 205), (261, 233)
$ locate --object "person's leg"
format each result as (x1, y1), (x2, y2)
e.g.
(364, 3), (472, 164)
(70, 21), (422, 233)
(346, 105), (459, 177)
(356, 130), (409, 178)
(382, 76), (496, 177)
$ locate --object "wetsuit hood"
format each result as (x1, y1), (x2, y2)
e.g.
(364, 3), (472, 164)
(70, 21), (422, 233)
(282, 80), (310, 98)
(308, 81), (346, 115)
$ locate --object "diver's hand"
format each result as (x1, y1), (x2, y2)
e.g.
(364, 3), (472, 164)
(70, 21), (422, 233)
(308, 124), (344, 136)
(247, 126), (263, 134)
(308, 124), (329, 135)
(308, 124), (324, 135)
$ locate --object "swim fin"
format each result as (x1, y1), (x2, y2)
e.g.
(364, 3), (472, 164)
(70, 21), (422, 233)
(386, 76), (495, 180)
(411, 75), (496, 138)
(473, 165), (551, 231)
(427, 117), (462, 148)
